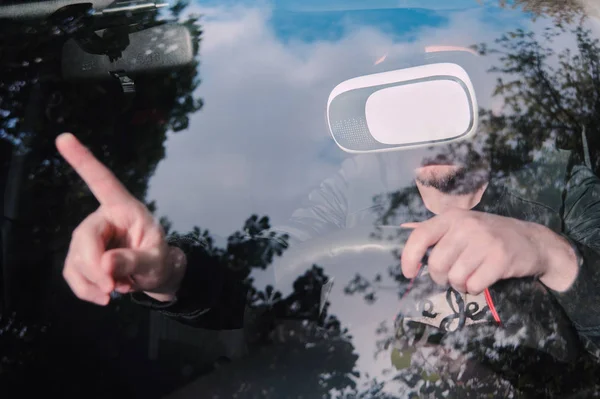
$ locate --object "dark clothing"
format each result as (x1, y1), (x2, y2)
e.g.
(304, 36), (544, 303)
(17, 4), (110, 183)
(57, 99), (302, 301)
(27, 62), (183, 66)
(131, 148), (600, 364)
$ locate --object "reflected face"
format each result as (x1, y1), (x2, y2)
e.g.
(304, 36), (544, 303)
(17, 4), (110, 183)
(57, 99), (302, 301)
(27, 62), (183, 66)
(416, 164), (464, 189)
(413, 139), (490, 194)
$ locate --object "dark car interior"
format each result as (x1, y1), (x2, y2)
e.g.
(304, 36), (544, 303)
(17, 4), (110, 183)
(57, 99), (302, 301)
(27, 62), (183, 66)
(3, 1), (600, 398)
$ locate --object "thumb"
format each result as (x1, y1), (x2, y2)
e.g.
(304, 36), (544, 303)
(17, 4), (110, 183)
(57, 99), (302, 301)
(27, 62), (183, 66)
(101, 248), (158, 281)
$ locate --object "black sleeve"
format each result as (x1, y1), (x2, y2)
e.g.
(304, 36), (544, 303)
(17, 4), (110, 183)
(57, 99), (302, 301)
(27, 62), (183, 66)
(549, 164), (600, 355)
(550, 238), (600, 355)
(129, 155), (388, 328)
(129, 233), (248, 330)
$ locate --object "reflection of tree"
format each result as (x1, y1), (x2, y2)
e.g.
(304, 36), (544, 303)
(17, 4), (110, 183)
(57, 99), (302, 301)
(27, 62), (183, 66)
(495, 0), (584, 24)
(164, 216), (360, 397)
(335, 379), (400, 399)
(0, 1), (204, 396)
(342, 16), (600, 398)
(158, 1), (204, 132)
(475, 21), (600, 175)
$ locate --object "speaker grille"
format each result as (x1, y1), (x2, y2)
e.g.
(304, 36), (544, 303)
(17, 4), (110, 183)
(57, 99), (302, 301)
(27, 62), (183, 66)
(331, 117), (383, 151)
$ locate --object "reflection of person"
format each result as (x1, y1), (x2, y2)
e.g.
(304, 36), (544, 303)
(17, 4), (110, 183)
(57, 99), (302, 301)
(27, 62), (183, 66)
(56, 123), (600, 395)
(53, 40), (600, 390)
(50, 28), (600, 399)
(55, 116), (600, 337)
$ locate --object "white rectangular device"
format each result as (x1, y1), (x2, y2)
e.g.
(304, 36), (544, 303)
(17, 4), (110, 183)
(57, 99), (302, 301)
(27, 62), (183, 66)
(327, 63), (479, 153)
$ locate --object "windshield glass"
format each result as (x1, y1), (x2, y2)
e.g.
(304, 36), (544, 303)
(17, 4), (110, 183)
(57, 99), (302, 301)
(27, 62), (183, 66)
(2, 0), (600, 398)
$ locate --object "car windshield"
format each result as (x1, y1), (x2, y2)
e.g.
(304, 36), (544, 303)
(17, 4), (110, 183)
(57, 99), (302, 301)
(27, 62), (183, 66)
(3, 0), (600, 398)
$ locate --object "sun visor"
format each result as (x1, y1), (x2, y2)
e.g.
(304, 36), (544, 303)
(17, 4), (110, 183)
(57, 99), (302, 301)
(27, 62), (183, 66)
(327, 63), (478, 153)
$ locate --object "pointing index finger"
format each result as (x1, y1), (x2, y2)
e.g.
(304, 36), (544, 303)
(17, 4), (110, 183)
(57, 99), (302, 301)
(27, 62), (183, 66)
(401, 217), (450, 278)
(56, 133), (134, 206)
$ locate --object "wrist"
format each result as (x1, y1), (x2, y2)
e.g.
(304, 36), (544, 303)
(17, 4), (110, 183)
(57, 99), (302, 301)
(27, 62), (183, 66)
(534, 225), (580, 292)
(145, 245), (187, 302)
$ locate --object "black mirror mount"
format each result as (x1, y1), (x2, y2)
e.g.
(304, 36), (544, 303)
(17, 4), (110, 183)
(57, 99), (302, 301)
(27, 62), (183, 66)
(61, 23), (194, 80)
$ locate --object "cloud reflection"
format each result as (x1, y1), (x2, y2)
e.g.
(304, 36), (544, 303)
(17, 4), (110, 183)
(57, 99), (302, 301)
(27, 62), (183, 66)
(148, 4), (514, 238)
(146, 3), (595, 395)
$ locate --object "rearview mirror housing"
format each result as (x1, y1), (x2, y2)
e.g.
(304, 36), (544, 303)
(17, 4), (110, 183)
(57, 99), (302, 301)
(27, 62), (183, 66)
(61, 23), (194, 80)
(327, 63), (478, 153)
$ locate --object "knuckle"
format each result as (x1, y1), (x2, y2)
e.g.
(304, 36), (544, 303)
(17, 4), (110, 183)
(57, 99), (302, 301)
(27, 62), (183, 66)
(490, 244), (509, 265)
(428, 251), (449, 273)
(69, 256), (88, 276)
(452, 226), (466, 240)
(428, 257), (445, 274)
(70, 286), (87, 300)
(62, 259), (79, 280)
(448, 269), (466, 288)
(68, 280), (91, 300)
(465, 279), (484, 295)
(429, 271), (448, 286)
(71, 224), (91, 244)
(462, 216), (481, 232)
(62, 267), (71, 282)
(71, 225), (82, 239)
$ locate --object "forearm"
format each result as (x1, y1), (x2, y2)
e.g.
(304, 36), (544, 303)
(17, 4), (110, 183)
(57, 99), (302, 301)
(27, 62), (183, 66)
(540, 232), (600, 347)
(532, 223), (579, 293)
(551, 162), (600, 348)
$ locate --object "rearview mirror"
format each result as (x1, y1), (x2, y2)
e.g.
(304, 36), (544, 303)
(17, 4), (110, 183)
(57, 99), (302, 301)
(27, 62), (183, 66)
(327, 63), (478, 153)
(61, 23), (194, 80)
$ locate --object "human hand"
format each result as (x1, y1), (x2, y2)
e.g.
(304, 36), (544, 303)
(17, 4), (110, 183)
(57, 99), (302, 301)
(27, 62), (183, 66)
(56, 133), (186, 305)
(400, 209), (578, 294)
